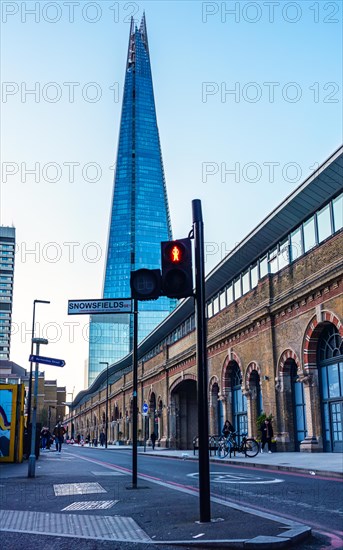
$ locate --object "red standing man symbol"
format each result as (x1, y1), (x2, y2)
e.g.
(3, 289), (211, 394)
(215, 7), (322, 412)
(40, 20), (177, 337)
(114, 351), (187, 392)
(172, 245), (181, 262)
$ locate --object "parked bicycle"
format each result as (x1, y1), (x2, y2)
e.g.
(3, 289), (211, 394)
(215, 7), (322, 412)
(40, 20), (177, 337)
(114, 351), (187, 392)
(217, 431), (259, 458)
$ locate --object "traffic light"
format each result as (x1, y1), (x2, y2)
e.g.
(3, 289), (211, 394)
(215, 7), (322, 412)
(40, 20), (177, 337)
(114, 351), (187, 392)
(161, 238), (193, 298)
(130, 269), (161, 301)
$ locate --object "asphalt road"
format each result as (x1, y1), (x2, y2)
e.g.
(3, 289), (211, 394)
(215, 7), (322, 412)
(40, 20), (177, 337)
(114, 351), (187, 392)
(67, 446), (343, 549)
(1, 446), (342, 549)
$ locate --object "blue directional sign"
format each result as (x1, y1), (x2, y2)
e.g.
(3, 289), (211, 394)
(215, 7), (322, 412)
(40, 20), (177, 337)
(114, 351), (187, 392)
(142, 403), (149, 414)
(29, 355), (65, 368)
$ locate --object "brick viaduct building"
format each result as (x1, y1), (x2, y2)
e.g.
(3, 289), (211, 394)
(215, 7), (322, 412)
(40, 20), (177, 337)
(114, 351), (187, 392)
(65, 147), (343, 453)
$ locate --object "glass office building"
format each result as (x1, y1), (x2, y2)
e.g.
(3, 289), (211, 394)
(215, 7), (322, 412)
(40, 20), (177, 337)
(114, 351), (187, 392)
(88, 16), (176, 384)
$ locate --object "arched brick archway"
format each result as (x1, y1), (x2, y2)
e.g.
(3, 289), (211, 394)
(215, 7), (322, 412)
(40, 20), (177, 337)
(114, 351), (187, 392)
(112, 405), (120, 442)
(276, 349), (306, 451)
(300, 311), (343, 452)
(147, 392), (157, 442)
(244, 362), (261, 390)
(155, 396), (163, 441)
(276, 349), (302, 392)
(209, 376), (220, 435)
(209, 375), (219, 392)
(278, 349), (301, 375)
(170, 374), (197, 395)
(244, 362), (262, 438)
(221, 353), (246, 436)
(169, 375), (197, 449)
(221, 351), (242, 395)
(303, 311), (343, 370)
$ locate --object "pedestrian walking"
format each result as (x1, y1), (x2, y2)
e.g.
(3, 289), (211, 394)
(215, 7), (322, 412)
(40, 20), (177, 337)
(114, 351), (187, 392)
(53, 422), (66, 454)
(150, 432), (157, 450)
(46, 430), (53, 450)
(260, 417), (273, 453)
(40, 426), (49, 450)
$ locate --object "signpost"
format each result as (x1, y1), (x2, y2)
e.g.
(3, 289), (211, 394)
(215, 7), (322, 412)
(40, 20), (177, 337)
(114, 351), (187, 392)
(67, 296), (134, 478)
(28, 339), (66, 479)
(142, 403), (148, 453)
(68, 299), (132, 315)
(29, 355), (65, 368)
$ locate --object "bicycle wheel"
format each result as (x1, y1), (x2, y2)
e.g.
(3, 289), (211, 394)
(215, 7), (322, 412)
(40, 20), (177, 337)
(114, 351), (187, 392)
(244, 438), (259, 457)
(218, 439), (230, 458)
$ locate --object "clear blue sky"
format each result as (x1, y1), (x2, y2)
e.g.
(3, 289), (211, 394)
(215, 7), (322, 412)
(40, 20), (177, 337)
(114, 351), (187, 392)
(1, 0), (342, 397)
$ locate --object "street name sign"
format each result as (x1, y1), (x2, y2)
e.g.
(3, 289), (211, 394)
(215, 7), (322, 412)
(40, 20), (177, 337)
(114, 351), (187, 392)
(68, 298), (132, 315)
(29, 355), (65, 367)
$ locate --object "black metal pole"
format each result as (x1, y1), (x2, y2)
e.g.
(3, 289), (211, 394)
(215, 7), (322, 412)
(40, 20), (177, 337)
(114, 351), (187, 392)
(27, 300), (50, 426)
(132, 298), (138, 488)
(105, 363), (109, 449)
(192, 199), (211, 523)
(27, 301), (36, 426)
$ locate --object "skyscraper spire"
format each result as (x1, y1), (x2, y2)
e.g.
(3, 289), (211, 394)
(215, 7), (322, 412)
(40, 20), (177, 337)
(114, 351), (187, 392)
(127, 16), (136, 68)
(88, 16), (175, 385)
(139, 12), (149, 54)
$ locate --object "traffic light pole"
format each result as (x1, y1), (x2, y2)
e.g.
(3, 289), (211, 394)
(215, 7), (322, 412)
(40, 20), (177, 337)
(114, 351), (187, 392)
(132, 298), (138, 489)
(192, 199), (211, 523)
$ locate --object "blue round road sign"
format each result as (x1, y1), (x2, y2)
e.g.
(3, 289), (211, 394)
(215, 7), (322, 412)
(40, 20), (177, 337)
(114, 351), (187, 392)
(142, 403), (149, 414)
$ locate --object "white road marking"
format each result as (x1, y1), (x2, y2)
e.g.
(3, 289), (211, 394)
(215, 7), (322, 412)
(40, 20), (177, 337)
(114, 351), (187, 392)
(91, 470), (125, 476)
(61, 500), (118, 511)
(53, 482), (106, 496)
(187, 472), (284, 484)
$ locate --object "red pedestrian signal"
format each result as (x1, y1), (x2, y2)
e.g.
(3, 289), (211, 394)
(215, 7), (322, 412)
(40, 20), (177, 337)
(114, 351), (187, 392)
(161, 238), (193, 298)
(167, 243), (184, 263)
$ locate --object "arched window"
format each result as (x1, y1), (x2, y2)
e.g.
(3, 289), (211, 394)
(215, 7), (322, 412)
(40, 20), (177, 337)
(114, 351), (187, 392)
(319, 325), (343, 360)
(231, 364), (247, 439)
(319, 325), (343, 452)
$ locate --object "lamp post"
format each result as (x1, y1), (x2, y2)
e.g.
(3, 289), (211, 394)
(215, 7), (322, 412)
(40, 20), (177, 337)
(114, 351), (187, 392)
(28, 337), (48, 478)
(99, 362), (109, 449)
(27, 299), (50, 425)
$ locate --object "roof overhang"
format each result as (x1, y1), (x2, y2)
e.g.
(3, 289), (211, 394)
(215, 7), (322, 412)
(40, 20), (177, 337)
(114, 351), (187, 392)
(72, 145), (343, 408)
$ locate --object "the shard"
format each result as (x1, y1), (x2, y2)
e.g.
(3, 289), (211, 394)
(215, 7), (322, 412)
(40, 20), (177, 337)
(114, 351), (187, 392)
(88, 16), (176, 385)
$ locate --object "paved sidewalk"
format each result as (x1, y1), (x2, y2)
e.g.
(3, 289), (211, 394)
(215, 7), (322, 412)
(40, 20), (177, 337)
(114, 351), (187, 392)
(0, 448), (313, 549)
(83, 443), (343, 478)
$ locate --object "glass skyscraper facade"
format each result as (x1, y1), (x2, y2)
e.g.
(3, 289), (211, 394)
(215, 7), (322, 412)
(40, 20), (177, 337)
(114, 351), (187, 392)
(88, 16), (176, 385)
